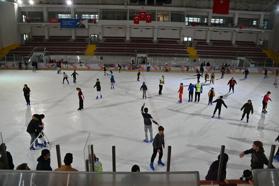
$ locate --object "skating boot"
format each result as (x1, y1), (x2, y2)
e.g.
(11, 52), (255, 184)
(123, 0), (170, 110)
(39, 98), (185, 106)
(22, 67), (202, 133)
(150, 163), (155, 171)
(158, 160), (165, 166)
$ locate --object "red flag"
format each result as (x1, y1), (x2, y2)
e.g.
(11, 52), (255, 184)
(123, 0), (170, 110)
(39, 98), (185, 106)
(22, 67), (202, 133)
(139, 11), (146, 21)
(213, 0), (230, 14)
(146, 14), (152, 23)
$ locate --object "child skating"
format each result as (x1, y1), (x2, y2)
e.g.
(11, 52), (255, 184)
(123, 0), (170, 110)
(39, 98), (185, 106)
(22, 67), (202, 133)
(262, 91), (271, 113)
(76, 87), (84, 110)
(210, 72), (215, 84)
(188, 83), (195, 102)
(137, 70), (141, 81)
(158, 75), (165, 95)
(208, 88), (215, 105)
(212, 96), (227, 119)
(71, 70), (79, 83)
(62, 72), (69, 84)
(150, 126), (165, 171)
(240, 100), (253, 123)
(227, 77), (237, 93)
(140, 82), (148, 99)
(178, 83), (184, 103)
(94, 79), (102, 99)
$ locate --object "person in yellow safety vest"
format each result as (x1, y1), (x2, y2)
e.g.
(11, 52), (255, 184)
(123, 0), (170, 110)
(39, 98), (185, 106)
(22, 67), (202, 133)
(195, 81), (203, 102)
(158, 75), (165, 95)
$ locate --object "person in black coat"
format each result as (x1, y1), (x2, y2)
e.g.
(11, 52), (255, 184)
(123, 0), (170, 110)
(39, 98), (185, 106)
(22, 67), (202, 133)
(94, 79), (102, 99)
(212, 96), (227, 118)
(206, 153), (229, 181)
(141, 103), (158, 143)
(36, 149), (52, 171)
(240, 141), (274, 170)
(23, 84), (31, 105)
(140, 82), (148, 99)
(71, 70), (79, 83)
(150, 126), (165, 171)
(241, 100), (253, 123)
(0, 143), (14, 170)
(76, 88), (84, 110)
(26, 114), (45, 149)
(137, 70), (141, 81)
(244, 68), (249, 79)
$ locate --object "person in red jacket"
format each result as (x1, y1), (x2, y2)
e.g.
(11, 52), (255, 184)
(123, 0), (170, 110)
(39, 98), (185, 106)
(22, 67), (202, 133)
(227, 77), (237, 93)
(262, 91), (271, 113)
(178, 83), (184, 103)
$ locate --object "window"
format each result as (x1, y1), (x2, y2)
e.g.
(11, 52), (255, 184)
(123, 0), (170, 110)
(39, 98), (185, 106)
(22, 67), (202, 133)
(58, 14), (71, 19)
(82, 14), (99, 20)
(252, 20), (257, 26)
(211, 18), (224, 24)
(22, 15), (27, 22)
(185, 17), (201, 25)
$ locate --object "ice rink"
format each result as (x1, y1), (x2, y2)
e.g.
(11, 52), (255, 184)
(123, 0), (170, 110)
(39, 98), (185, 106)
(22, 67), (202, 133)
(0, 69), (278, 179)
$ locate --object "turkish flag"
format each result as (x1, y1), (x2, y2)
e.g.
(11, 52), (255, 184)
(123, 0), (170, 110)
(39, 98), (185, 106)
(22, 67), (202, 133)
(213, 0), (230, 14)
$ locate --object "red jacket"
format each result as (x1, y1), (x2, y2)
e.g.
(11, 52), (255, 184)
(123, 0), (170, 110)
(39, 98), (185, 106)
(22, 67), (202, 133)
(263, 95), (271, 103)
(228, 79), (237, 86)
(178, 85), (183, 94)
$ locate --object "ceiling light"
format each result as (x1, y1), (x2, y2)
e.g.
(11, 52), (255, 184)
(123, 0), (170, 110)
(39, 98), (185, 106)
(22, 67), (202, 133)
(29, 0), (34, 5)
(66, 0), (72, 6)
(17, 0), (23, 5)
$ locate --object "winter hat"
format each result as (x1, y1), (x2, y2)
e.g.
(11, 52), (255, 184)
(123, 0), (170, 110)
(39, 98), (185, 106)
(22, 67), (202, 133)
(64, 153), (73, 165)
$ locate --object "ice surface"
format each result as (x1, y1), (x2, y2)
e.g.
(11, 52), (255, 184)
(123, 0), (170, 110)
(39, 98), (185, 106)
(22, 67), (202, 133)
(0, 70), (278, 179)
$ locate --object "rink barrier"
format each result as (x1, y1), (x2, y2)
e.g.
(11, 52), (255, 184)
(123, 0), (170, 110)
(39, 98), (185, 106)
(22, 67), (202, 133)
(55, 145), (62, 168)
(112, 146), (116, 172)
(268, 145), (276, 168)
(253, 169), (279, 186)
(200, 180), (252, 186)
(217, 145), (226, 181)
(166, 146), (172, 172)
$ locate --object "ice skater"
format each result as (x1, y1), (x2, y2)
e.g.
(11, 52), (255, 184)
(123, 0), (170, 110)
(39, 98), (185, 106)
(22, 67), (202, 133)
(103, 66), (107, 76)
(204, 72), (209, 83)
(194, 81), (203, 102)
(244, 68), (249, 79)
(76, 88), (84, 110)
(208, 88), (215, 105)
(94, 79), (102, 99)
(71, 70), (79, 83)
(240, 100), (253, 123)
(118, 64), (122, 73)
(212, 96), (227, 119)
(195, 71), (202, 82)
(188, 83), (195, 102)
(262, 91), (271, 113)
(210, 72), (215, 84)
(150, 126), (165, 171)
(62, 72), (69, 84)
(221, 66), (225, 79)
(227, 77), (237, 93)
(158, 75), (165, 95)
(108, 72), (115, 89)
(178, 83), (184, 103)
(274, 69), (278, 88)
(264, 68), (268, 78)
(140, 82), (148, 99)
(141, 103), (159, 143)
(23, 84), (31, 106)
(137, 70), (141, 81)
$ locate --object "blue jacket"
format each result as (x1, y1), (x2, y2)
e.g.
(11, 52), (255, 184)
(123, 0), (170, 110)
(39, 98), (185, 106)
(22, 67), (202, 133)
(188, 84), (195, 93)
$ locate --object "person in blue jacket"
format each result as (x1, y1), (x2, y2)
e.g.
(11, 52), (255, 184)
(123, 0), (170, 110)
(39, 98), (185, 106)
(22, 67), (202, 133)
(188, 83), (195, 102)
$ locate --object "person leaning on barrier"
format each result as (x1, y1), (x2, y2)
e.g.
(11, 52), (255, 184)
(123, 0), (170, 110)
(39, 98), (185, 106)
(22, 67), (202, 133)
(205, 153), (229, 181)
(36, 149), (52, 171)
(0, 143), (14, 170)
(55, 153), (78, 172)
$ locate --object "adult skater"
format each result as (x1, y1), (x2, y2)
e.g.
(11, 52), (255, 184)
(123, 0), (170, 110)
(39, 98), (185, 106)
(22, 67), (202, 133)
(208, 88), (215, 105)
(76, 88), (84, 110)
(158, 75), (165, 95)
(178, 83), (184, 103)
(227, 77), (237, 93)
(62, 72), (69, 84)
(141, 103), (158, 143)
(221, 66), (225, 79)
(241, 100), (253, 123)
(262, 91), (271, 113)
(205, 153), (229, 181)
(212, 96), (227, 119)
(264, 68), (268, 78)
(274, 69), (278, 88)
(195, 72), (202, 82)
(23, 84), (31, 106)
(109, 72), (116, 89)
(140, 82), (148, 99)
(71, 70), (79, 83)
(150, 126), (165, 171)
(137, 70), (141, 81)
(194, 81), (203, 102)
(118, 64), (122, 73)
(204, 72), (209, 83)
(94, 79), (102, 99)
(210, 72), (215, 84)
(26, 114), (45, 150)
(200, 63), (205, 76)
(103, 66), (107, 76)
(239, 141), (274, 170)
(188, 83), (195, 102)
(244, 68), (249, 79)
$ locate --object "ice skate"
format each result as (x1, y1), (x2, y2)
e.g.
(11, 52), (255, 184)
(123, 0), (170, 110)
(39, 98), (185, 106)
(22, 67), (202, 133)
(150, 163), (155, 171)
(158, 160), (165, 166)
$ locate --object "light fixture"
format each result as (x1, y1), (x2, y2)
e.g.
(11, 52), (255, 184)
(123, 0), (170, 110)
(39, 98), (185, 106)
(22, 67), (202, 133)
(17, 0), (23, 5)
(66, 0), (72, 6)
(29, 0), (34, 5)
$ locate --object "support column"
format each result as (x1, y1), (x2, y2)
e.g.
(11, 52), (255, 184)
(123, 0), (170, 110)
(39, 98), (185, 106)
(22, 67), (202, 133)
(70, 7), (75, 40)
(43, 7), (48, 22)
(234, 12), (238, 27)
(208, 12), (212, 26)
(126, 26), (130, 41)
(259, 13), (264, 29)
(179, 28), (184, 43)
(153, 26), (158, 42)
(206, 29), (211, 43)
(44, 26), (49, 40)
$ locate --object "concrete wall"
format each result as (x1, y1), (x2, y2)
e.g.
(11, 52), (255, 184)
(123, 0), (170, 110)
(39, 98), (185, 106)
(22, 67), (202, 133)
(0, 2), (19, 48)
